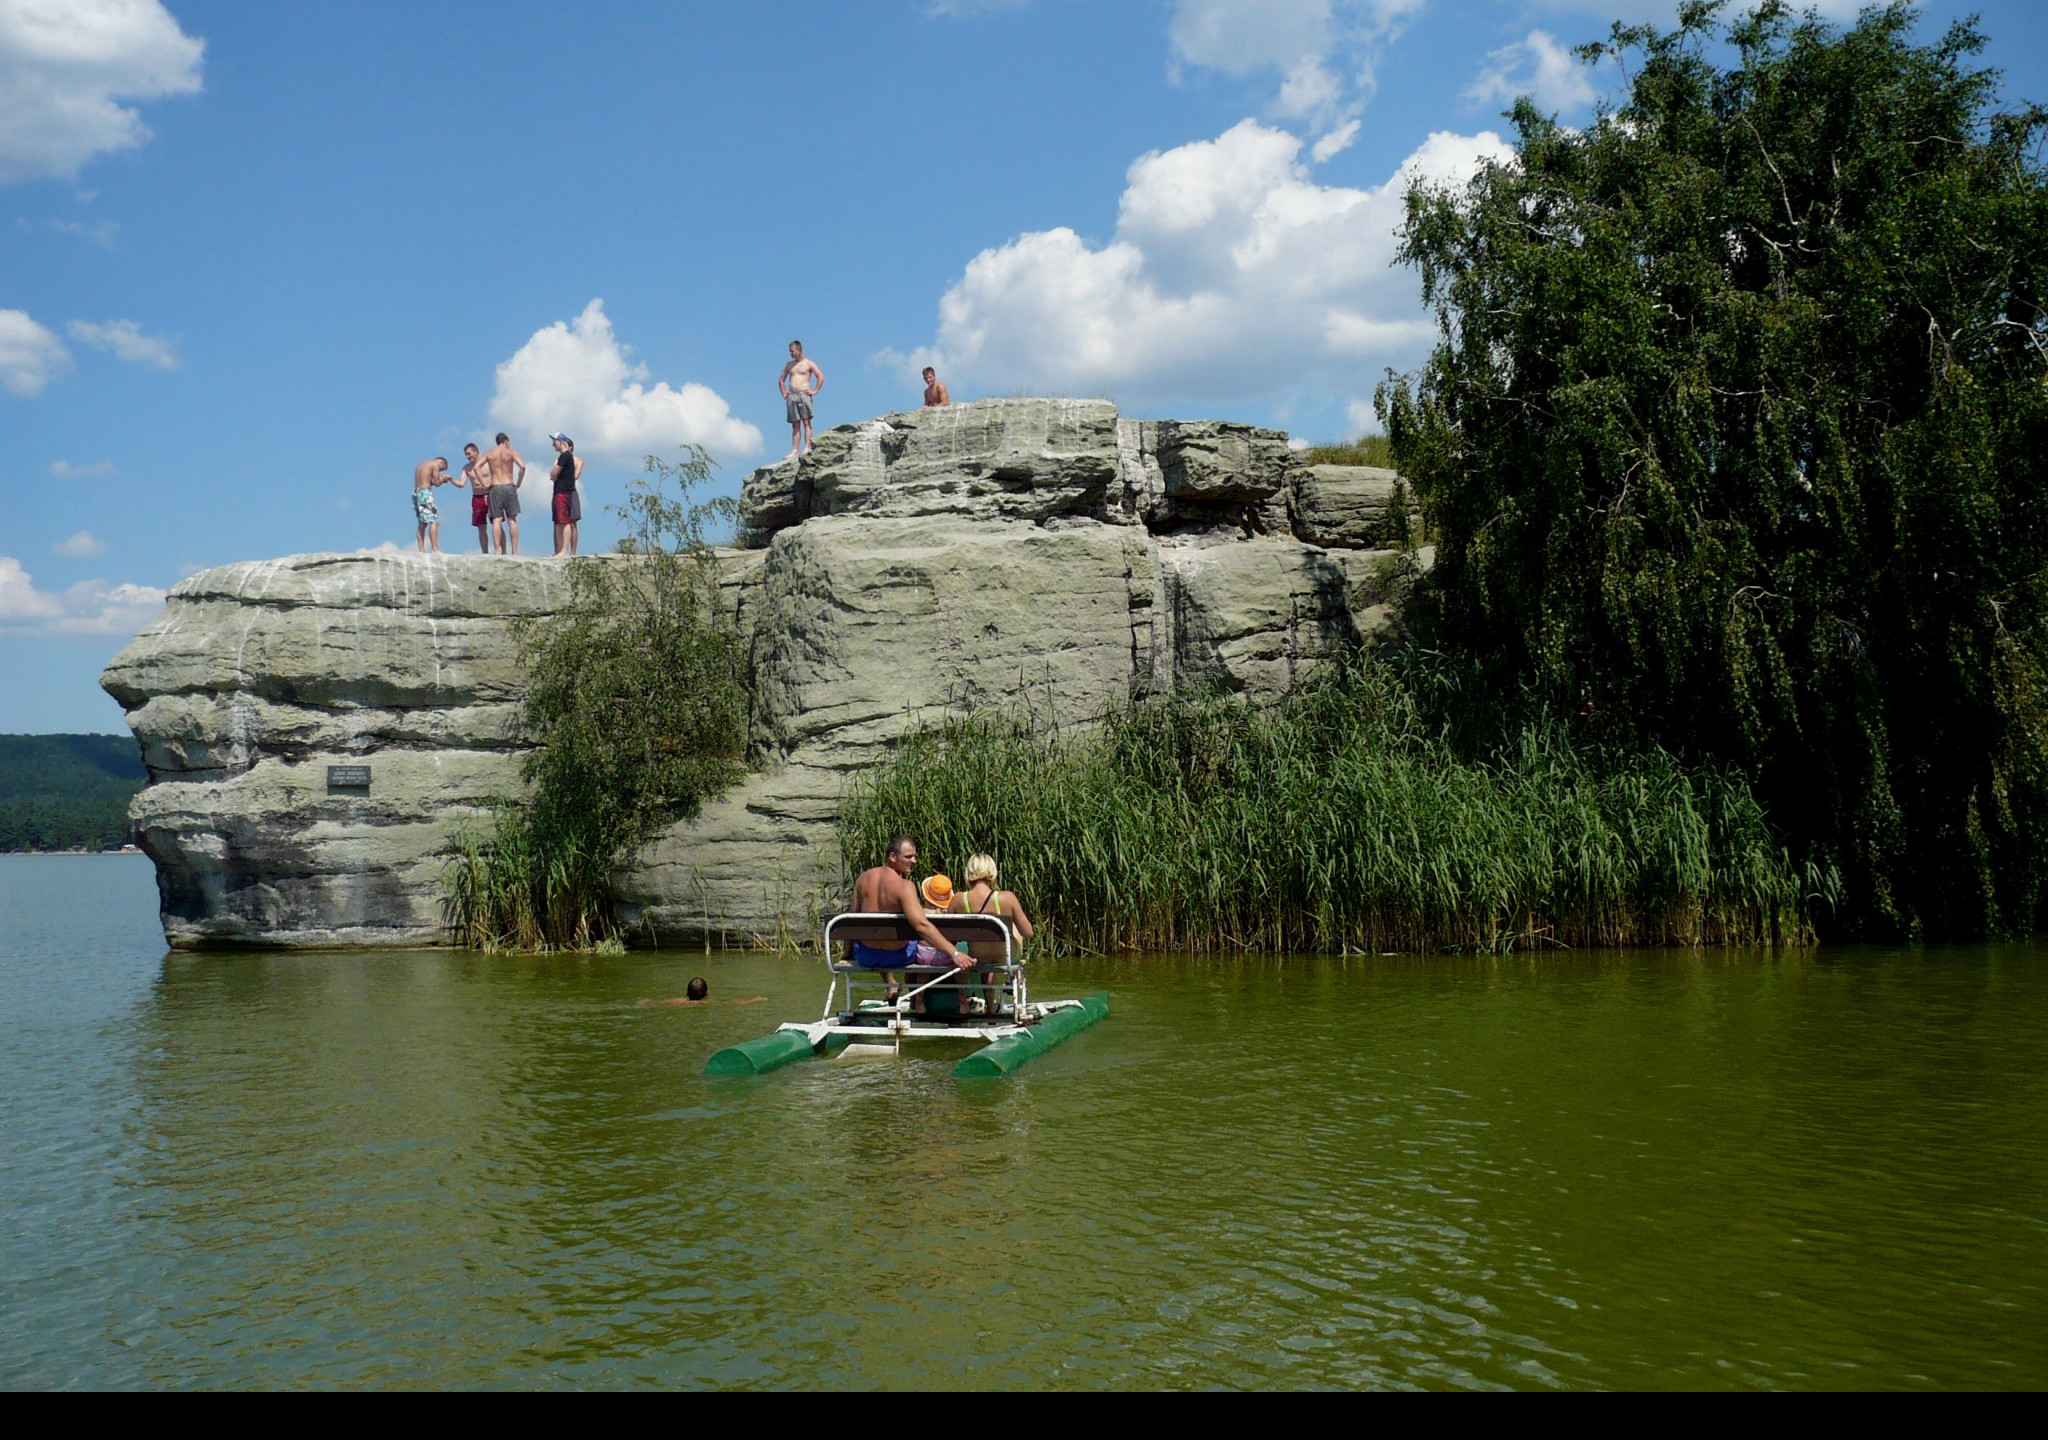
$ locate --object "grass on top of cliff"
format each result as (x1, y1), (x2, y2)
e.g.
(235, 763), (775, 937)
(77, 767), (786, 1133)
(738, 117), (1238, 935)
(841, 661), (1835, 955)
(446, 448), (749, 952)
(1294, 435), (1394, 468)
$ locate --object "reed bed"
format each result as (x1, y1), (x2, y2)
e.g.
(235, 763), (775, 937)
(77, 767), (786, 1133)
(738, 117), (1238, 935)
(443, 816), (624, 954)
(841, 664), (1834, 954)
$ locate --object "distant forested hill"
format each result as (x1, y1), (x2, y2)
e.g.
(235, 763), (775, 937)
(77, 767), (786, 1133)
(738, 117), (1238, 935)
(0, 734), (146, 852)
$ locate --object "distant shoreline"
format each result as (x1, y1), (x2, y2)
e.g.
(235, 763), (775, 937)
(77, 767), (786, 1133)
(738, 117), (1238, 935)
(0, 848), (144, 857)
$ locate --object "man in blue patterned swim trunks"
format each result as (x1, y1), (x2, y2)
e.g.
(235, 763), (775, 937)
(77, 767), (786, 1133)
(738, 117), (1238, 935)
(412, 457), (456, 553)
(848, 835), (970, 1003)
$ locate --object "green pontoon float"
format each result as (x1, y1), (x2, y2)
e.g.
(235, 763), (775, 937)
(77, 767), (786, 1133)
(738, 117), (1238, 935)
(706, 912), (1108, 1079)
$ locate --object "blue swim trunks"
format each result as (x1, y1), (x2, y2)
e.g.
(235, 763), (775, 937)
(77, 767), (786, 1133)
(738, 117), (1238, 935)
(851, 940), (939, 969)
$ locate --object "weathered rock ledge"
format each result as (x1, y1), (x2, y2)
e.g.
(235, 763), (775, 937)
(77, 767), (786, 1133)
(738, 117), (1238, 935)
(104, 399), (1423, 948)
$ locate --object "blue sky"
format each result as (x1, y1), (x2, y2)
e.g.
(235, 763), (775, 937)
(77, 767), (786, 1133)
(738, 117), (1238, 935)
(4, 0), (2046, 732)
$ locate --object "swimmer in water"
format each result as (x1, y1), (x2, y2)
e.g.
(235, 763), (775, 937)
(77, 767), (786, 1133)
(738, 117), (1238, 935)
(637, 977), (765, 1007)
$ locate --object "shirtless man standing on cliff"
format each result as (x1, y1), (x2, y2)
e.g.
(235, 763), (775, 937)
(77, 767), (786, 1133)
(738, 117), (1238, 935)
(780, 340), (824, 458)
(922, 366), (950, 407)
(849, 835), (969, 1003)
(461, 443), (491, 553)
(484, 432), (526, 555)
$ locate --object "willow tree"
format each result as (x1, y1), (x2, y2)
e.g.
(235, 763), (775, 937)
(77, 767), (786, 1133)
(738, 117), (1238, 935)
(447, 448), (749, 950)
(1379, 2), (2048, 937)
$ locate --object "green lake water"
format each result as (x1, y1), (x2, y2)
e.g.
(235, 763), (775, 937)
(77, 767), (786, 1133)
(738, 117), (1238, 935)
(3, 853), (2045, 1388)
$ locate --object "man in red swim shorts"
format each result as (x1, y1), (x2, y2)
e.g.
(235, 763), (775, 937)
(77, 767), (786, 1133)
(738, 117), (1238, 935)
(461, 443), (491, 553)
(548, 433), (583, 557)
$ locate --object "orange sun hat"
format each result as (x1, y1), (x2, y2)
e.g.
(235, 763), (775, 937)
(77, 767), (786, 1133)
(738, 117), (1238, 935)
(919, 874), (955, 911)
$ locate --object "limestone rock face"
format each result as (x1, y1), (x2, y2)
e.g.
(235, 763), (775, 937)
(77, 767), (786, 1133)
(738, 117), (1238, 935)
(1155, 420), (1296, 502)
(1292, 465), (1404, 550)
(1160, 539), (1404, 697)
(106, 400), (1419, 948)
(101, 554), (572, 948)
(738, 398), (1118, 543)
(613, 514), (1153, 941)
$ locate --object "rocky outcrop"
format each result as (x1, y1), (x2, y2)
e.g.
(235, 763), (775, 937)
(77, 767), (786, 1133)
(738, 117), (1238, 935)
(101, 556), (571, 948)
(1291, 465), (1408, 550)
(106, 399), (1422, 948)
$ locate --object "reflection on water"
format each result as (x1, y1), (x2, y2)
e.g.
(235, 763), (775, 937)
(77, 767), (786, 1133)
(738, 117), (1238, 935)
(2, 855), (2045, 1387)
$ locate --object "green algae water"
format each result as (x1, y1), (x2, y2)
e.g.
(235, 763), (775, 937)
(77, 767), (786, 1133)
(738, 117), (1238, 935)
(3, 855), (2045, 1388)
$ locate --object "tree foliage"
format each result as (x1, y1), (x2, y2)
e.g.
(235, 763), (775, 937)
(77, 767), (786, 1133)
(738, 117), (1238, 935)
(0, 734), (143, 851)
(1379, 1), (2048, 938)
(446, 449), (749, 950)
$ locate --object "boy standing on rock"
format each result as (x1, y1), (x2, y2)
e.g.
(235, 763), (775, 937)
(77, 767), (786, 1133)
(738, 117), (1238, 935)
(412, 457), (457, 553)
(484, 432), (527, 555)
(549, 433), (582, 557)
(779, 340), (824, 458)
(922, 366), (950, 407)
(461, 443), (492, 553)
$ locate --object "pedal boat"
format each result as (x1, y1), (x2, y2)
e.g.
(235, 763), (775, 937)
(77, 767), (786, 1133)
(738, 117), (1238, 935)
(705, 911), (1108, 1078)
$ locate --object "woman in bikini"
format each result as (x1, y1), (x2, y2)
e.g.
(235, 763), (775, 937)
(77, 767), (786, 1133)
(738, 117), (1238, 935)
(952, 853), (1034, 1014)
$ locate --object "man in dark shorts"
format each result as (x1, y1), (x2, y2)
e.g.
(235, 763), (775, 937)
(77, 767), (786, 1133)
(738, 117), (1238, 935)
(548, 433), (583, 557)
(779, 340), (824, 458)
(484, 432), (526, 555)
(461, 443), (491, 552)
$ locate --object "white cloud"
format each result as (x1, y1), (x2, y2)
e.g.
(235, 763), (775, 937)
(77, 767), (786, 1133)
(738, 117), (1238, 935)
(51, 529), (104, 557)
(0, 307), (72, 395)
(17, 212), (117, 246)
(1466, 29), (1598, 115)
(1311, 117), (1361, 163)
(490, 299), (763, 461)
(1275, 57), (1344, 126)
(67, 316), (179, 369)
(892, 119), (1512, 406)
(55, 577), (163, 631)
(1166, 0), (1425, 136)
(0, 554), (162, 633)
(49, 214), (117, 246)
(49, 458), (113, 478)
(0, 0), (205, 184)
(0, 555), (62, 619)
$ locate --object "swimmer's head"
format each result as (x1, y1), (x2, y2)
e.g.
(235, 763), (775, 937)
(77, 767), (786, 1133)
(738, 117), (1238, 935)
(686, 977), (708, 1001)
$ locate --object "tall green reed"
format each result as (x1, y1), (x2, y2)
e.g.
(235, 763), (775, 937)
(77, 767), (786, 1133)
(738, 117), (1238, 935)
(841, 661), (1835, 954)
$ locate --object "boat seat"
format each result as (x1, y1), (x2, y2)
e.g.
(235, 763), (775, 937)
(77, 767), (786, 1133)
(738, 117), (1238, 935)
(824, 912), (1015, 965)
(822, 912), (1019, 1017)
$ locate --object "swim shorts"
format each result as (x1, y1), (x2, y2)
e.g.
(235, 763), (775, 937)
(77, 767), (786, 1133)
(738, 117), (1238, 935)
(487, 485), (521, 521)
(413, 490), (439, 524)
(552, 490), (582, 525)
(850, 940), (940, 970)
(471, 492), (490, 527)
(786, 391), (813, 426)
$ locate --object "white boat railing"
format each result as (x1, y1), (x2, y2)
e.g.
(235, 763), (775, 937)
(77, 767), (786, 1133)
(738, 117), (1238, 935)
(819, 912), (1025, 1033)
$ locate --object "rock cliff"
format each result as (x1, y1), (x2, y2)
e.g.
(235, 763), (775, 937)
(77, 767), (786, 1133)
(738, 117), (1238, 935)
(104, 399), (1422, 948)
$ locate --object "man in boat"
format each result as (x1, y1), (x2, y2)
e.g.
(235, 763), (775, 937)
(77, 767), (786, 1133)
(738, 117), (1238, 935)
(849, 836), (971, 997)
